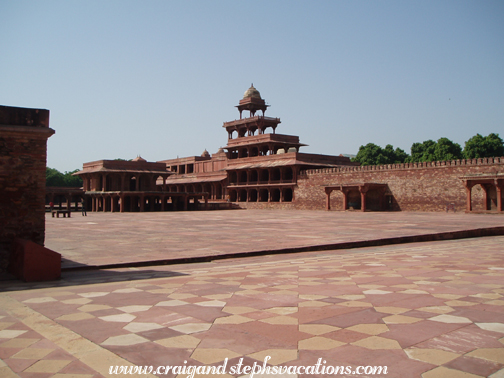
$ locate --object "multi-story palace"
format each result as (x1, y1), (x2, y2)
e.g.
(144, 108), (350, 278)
(75, 85), (358, 212)
(72, 85), (503, 213)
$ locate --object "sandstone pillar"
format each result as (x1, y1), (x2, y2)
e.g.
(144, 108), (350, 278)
(465, 183), (473, 212)
(325, 188), (333, 211)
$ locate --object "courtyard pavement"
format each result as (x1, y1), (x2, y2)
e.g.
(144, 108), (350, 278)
(0, 211), (503, 377)
(43, 210), (504, 269)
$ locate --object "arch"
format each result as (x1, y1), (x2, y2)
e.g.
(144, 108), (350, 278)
(239, 171), (248, 184)
(366, 190), (382, 211)
(283, 188), (293, 202)
(347, 190), (361, 210)
(259, 169), (269, 182)
(215, 183), (223, 199)
(124, 196), (131, 211)
(271, 188), (281, 202)
(239, 148), (248, 158)
(129, 176), (137, 191)
(250, 147), (259, 157)
(249, 170), (258, 183)
(229, 171), (237, 184)
(203, 183), (211, 197)
(483, 184), (498, 210)
(238, 128), (247, 138)
(249, 189), (258, 202)
(259, 189), (268, 202)
(283, 167), (293, 181)
(131, 196), (141, 212)
(238, 189), (247, 202)
(229, 190), (238, 202)
(271, 168), (281, 182)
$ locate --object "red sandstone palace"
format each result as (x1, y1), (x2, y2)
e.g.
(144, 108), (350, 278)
(72, 85), (504, 213)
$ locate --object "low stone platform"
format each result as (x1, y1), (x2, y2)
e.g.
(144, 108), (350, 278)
(42, 210), (504, 270)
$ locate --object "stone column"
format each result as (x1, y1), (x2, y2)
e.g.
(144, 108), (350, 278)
(325, 188), (333, 211)
(120, 194), (125, 213)
(359, 186), (368, 212)
(140, 195), (145, 212)
(341, 189), (349, 211)
(496, 181), (502, 212)
(464, 182), (473, 212)
(482, 184), (489, 211)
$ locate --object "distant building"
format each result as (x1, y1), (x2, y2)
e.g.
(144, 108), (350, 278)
(76, 85), (358, 211)
(74, 85), (503, 213)
(161, 85), (358, 205)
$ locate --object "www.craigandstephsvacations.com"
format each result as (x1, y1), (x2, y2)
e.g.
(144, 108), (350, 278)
(109, 356), (389, 376)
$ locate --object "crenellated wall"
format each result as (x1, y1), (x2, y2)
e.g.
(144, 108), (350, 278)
(294, 157), (504, 211)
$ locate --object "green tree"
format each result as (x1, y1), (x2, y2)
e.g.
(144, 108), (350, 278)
(63, 169), (83, 187)
(383, 144), (409, 163)
(352, 143), (409, 166)
(434, 137), (463, 161)
(46, 167), (66, 187)
(46, 168), (83, 187)
(406, 138), (462, 162)
(406, 140), (436, 162)
(463, 133), (504, 159)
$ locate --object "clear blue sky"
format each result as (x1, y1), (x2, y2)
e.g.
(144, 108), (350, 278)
(1, 0), (503, 172)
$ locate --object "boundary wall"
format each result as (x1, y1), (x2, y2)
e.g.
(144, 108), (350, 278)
(295, 157), (504, 211)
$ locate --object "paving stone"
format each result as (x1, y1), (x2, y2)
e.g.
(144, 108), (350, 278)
(0, 212), (503, 378)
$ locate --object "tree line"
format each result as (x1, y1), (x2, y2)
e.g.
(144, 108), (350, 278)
(46, 168), (83, 187)
(352, 133), (504, 166)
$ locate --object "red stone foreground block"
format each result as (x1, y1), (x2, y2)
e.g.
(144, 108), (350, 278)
(8, 239), (61, 282)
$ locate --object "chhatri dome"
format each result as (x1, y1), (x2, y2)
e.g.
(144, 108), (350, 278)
(132, 155), (146, 162)
(243, 84), (261, 99)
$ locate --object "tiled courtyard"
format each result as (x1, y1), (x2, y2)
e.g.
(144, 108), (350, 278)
(43, 210), (504, 269)
(1, 211), (504, 377)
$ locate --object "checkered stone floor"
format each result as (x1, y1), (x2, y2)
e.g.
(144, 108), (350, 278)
(1, 236), (504, 377)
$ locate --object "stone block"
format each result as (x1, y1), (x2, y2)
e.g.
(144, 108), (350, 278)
(8, 239), (61, 282)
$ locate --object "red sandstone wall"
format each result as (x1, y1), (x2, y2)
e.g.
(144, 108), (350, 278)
(0, 106), (53, 271)
(294, 158), (503, 212)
